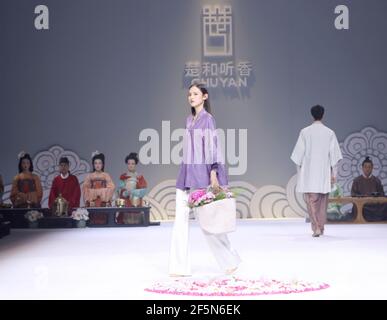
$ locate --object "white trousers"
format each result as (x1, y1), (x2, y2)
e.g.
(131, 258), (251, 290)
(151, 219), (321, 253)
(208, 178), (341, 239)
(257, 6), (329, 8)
(169, 189), (241, 275)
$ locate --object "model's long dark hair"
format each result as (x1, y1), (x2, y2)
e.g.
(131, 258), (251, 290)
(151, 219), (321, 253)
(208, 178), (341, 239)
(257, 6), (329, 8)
(18, 154), (33, 173)
(189, 83), (212, 116)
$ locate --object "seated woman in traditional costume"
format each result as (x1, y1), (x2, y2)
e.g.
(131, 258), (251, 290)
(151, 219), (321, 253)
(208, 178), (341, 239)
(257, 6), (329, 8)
(116, 152), (148, 224)
(351, 156), (387, 221)
(10, 152), (43, 208)
(48, 157), (81, 214)
(82, 152), (115, 224)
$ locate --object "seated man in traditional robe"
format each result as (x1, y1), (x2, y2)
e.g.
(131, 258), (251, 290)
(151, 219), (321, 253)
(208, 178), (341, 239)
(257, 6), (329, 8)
(351, 156), (387, 221)
(48, 157), (81, 214)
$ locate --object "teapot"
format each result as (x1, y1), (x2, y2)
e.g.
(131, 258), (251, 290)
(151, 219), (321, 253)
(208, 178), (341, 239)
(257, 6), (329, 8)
(115, 198), (126, 207)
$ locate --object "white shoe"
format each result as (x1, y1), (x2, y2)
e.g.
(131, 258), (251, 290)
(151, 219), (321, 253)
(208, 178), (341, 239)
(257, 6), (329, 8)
(225, 266), (238, 275)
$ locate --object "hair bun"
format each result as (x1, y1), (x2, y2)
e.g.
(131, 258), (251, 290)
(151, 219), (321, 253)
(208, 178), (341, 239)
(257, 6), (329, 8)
(18, 151), (27, 159)
(125, 152), (139, 164)
(91, 150), (100, 158)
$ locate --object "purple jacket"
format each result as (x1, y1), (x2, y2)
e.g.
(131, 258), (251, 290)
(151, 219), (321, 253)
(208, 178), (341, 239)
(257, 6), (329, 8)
(176, 109), (228, 190)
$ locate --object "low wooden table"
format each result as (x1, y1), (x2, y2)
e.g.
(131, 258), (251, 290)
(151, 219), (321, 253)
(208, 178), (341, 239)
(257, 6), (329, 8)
(0, 206), (160, 228)
(0, 207), (51, 228)
(0, 214), (11, 238)
(328, 196), (387, 224)
(86, 206), (160, 228)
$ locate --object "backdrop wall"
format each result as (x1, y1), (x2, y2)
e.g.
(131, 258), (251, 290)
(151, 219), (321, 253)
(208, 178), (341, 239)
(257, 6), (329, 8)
(1, 0), (386, 219)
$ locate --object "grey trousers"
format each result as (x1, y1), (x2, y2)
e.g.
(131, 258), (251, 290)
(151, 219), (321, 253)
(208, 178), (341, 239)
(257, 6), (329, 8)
(304, 193), (329, 232)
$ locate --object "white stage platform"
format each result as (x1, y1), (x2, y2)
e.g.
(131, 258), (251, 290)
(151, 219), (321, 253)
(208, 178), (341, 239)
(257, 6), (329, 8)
(0, 219), (386, 299)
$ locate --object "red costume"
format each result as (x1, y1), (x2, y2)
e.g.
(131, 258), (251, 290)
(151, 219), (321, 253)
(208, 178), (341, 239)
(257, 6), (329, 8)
(48, 174), (81, 212)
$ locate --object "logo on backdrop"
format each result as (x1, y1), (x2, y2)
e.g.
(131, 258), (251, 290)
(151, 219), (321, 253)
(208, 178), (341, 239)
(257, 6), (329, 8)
(183, 5), (254, 97)
(202, 5), (233, 57)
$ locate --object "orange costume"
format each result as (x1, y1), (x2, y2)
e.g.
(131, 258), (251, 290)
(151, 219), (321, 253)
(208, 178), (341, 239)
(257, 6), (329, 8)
(10, 172), (43, 208)
(82, 171), (115, 224)
(82, 171), (115, 207)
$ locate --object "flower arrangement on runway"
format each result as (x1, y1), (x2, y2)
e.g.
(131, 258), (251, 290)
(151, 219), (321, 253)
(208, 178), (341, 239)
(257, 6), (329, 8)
(24, 210), (44, 228)
(188, 187), (238, 234)
(24, 210), (44, 222)
(145, 276), (329, 296)
(71, 208), (89, 228)
(71, 208), (89, 221)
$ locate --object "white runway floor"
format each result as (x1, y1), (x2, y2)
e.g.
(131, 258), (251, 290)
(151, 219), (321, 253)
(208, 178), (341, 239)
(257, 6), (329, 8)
(0, 219), (386, 300)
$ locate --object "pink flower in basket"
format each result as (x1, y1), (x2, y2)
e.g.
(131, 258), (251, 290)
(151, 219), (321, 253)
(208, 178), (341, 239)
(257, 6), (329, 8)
(189, 189), (206, 203)
(188, 188), (236, 209)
